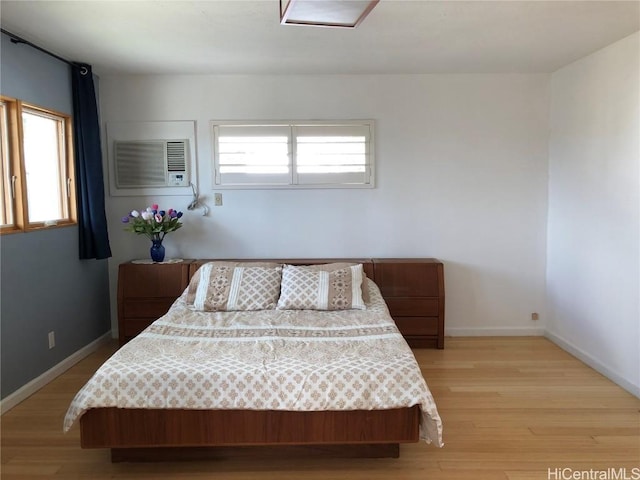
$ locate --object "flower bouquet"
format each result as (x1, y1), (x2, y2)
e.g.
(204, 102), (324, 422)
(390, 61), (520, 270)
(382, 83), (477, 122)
(122, 203), (183, 262)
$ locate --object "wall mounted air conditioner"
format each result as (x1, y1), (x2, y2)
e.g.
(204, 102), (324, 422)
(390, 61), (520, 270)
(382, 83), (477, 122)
(114, 139), (189, 188)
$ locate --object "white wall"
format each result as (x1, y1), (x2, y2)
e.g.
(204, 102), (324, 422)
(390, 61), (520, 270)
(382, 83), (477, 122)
(546, 32), (640, 396)
(99, 74), (550, 337)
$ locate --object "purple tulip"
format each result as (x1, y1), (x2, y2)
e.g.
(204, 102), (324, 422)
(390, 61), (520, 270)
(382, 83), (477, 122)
(170, 211), (177, 218)
(121, 216), (130, 223)
(176, 211), (183, 218)
(159, 210), (165, 217)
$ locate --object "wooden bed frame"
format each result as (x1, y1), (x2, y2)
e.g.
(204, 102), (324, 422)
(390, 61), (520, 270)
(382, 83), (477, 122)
(80, 259), (423, 461)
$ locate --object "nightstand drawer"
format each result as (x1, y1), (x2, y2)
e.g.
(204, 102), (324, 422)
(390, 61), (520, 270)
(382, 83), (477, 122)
(118, 261), (193, 345)
(123, 318), (155, 337)
(374, 262), (439, 297)
(385, 297), (439, 317)
(123, 299), (175, 318)
(121, 264), (189, 298)
(393, 317), (439, 336)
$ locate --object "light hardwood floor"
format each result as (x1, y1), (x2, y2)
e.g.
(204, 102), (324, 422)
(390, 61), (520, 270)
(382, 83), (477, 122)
(1, 337), (639, 479)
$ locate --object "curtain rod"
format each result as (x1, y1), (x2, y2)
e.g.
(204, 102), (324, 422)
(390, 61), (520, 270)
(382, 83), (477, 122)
(1, 28), (88, 75)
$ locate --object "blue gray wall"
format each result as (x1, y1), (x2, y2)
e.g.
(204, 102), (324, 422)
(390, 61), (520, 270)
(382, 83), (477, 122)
(0, 32), (111, 399)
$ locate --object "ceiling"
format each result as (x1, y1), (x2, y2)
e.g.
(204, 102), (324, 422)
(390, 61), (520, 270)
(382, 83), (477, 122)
(1, 1), (638, 76)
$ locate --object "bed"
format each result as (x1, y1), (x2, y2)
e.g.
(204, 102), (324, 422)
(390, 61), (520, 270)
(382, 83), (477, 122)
(64, 259), (443, 461)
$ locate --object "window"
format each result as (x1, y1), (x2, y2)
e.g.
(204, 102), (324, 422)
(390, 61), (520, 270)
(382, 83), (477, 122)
(212, 121), (374, 188)
(0, 96), (76, 234)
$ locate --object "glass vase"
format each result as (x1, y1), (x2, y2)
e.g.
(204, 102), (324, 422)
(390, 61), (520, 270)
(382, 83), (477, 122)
(150, 238), (165, 263)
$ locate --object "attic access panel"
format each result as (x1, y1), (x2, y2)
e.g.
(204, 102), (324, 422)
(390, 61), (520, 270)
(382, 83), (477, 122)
(280, 0), (379, 28)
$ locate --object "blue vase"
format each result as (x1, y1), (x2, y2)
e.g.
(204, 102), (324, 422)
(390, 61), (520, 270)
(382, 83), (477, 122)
(150, 239), (165, 263)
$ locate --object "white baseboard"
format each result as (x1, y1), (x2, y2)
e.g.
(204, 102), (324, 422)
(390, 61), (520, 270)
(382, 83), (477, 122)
(1, 331), (112, 415)
(446, 326), (546, 336)
(545, 330), (640, 398)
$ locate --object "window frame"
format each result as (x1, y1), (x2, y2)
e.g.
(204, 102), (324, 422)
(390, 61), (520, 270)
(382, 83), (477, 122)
(211, 120), (375, 189)
(0, 96), (24, 234)
(0, 99), (13, 227)
(0, 96), (76, 235)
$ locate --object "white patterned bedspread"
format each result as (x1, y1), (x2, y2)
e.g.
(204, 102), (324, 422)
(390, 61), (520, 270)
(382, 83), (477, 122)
(64, 279), (443, 446)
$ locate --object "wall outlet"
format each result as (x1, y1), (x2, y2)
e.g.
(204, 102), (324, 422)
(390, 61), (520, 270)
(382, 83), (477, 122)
(214, 192), (223, 206)
(531, 312), (539, 321)
(48, 331), (55, 349)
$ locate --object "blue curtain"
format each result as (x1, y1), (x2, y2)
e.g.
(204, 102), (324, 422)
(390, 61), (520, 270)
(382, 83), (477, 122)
(71, 63), (112, 260)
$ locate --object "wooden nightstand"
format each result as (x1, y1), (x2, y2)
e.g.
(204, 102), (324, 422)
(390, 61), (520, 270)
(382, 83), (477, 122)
(373, 259), (445, 349)
(117, 260), (192, 345)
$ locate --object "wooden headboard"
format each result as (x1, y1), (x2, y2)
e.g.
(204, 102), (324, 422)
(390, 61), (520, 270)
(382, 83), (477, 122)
(119, 258), (444, 348)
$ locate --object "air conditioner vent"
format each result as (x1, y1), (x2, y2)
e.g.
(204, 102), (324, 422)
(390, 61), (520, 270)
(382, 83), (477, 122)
(166, 141), (187, 171)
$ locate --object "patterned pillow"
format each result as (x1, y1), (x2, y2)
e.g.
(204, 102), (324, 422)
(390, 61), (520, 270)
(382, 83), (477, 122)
(276, 263), (366, 310)
(187, 262), (283, 311)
